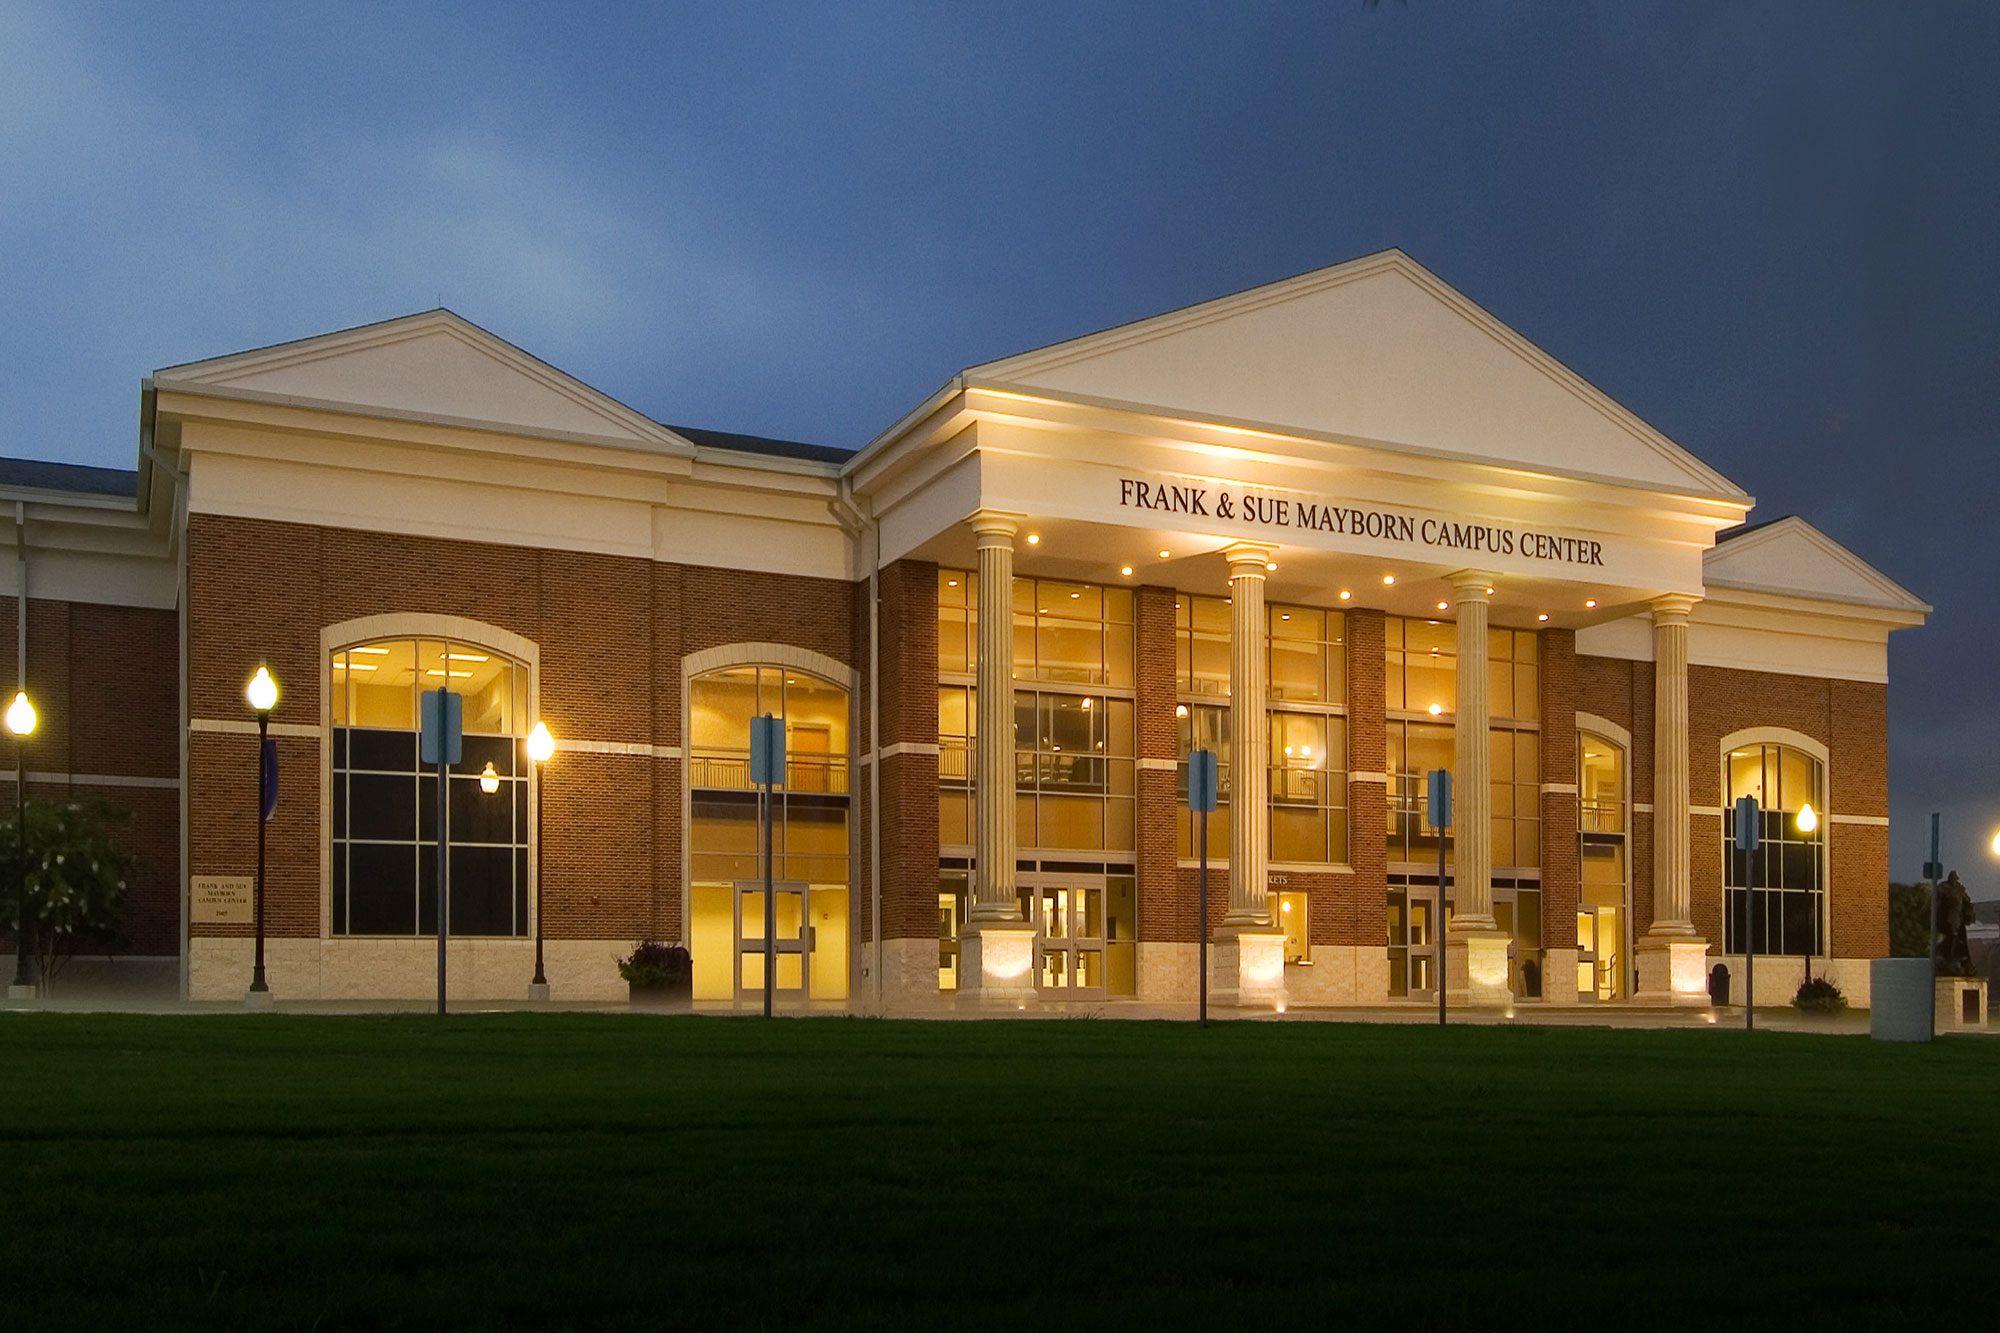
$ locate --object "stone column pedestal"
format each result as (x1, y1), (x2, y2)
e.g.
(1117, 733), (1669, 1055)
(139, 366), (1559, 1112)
(1211, 927), (1287, 1009)
(1445, 930), (1512, 1008)
(959, 924), (1039, 1008)
(1634, 935), (1710, 1006)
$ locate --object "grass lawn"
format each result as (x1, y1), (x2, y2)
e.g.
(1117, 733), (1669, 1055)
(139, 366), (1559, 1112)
(1, 1014), (1993, 1330)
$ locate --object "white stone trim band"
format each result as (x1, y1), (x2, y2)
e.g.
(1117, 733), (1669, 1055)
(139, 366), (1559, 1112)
(1347, 771), (1389, 784)
(1, 770), (180, 790)
(191, 718), (319, 738)
(1540, 782), (1578, 795)
(1137, 757), (1179, 772)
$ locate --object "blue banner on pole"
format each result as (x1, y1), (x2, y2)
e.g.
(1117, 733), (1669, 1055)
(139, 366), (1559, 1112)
(419, 688), (463, 766)
(261, 738), (278, 822)
(1426, 769), (1452, 832)
(749, 713), (786, 786)
(1187, 748), (1218, 813)
(1733, 795), (1761, 854)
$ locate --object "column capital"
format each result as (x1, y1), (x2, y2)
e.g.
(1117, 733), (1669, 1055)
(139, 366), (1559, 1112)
(968, 509), (1022, 546)
(1649, 592), (1700, 624)
(1448, 570), (1498, 602)
(1221, 541), (1277, 579)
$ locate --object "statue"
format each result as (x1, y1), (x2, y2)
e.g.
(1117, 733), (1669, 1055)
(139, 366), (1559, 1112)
(1934, 872), (1975, 978)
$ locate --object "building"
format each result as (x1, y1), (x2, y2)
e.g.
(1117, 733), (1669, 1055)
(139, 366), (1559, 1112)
(2, 250), (1929, 1009)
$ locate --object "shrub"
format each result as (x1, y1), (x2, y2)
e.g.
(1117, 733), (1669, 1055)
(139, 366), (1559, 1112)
(1888, 882), (1929, 957)
(1793, 975), (1849, 1015)
(617, 941), (692, 989)
(0, 798), (135, 991)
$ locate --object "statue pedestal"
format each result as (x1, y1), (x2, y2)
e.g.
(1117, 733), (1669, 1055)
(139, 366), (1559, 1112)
(1936, 976), (1988, 1029)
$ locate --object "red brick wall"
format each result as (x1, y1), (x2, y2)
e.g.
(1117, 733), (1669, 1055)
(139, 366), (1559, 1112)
(1344, 609), (1388, 950)
(1, 596), (180, 956)
(876, 559), (939, 943)
(1579, 653), (1888, 959)
(185, 514), (864, 951)
(1539, 630), (1579, 951)
(1134, 586), (1185, 942)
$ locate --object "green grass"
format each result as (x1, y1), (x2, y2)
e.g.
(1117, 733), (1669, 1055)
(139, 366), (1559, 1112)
(1, 1015), (1992, 1330)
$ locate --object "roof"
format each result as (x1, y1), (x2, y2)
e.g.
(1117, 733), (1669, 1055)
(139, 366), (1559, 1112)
(1702, 515), (1929, 615)
(665, 424), (854, 466)
(0, 456), (138, 498)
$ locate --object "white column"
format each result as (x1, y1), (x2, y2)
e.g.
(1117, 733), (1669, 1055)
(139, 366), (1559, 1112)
(1223, 543), (1272, 929)
(960, 510), (1035, 1003)
(1446, 571), (1509, 1006)
(1637, 593), (1708, 1004)
(1212, 542), (1284, 1007)
(1449, 572), (1496, 931)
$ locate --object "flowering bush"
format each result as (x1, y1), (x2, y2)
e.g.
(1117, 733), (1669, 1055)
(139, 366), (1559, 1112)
(0, 798), (135, 990)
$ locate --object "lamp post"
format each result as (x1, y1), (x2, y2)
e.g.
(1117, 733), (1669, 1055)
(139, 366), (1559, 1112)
(1797, 801), (1819, 983)
(7, 690), (37, 998)
(245, 665), (279, 1002)
(526, 721), (554, 1000)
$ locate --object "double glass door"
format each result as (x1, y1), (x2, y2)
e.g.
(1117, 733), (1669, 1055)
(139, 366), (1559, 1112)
(1387, 883), (1543, 999)
(1020, 876), (1108, 995)
(735, 880), (810, 1002)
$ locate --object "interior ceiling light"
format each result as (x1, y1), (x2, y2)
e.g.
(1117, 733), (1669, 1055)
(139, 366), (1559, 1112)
(1266, 561), (1278, 571)
(1338, 590), (1351, 601)
(1120, 566), (1133, 577)
(1382, 574), (1396, 586)
(1436, 601), (1450, 611)
(1158, 549), (1172, 559)
(1537, 613), (1550, 622)
(1428, 703), (1444, 716)
(1025, 533), (1040, 544)
(350, 645), (391, 655)
(1585, 598), (1599, 609)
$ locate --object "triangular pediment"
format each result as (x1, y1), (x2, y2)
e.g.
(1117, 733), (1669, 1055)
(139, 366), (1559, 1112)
(969, 250), (1748, 499)
(153, 310), (693, 454)
(1704, 517), (1929, 612)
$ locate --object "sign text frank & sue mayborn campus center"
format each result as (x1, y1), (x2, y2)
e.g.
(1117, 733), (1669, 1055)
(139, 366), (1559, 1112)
(1, 251), (1929, 1010)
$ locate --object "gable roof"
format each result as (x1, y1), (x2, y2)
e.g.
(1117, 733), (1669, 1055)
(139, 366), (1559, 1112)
(966, 249), (1750, 501)
(0, 456), (138, 499)
(666, 424), (854, 467)
(152, 309), (696, 455)
(1705, 515), (1929, 613)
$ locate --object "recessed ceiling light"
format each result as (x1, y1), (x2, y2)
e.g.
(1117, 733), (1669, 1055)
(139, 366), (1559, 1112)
(1266, 561), (1278, 572)
(1069, 591), (1081, 599)
(1280, 612), (1291, 621)
(1428, 703), (1444, 716)
(350, 645), (391, 655)
(1485, 587), (1494, 596)
(1585, 598), (1598, 609)
(1026, 533), (1040, 545)
(1120, 566), (1133, 577)
(1158, 549), (1171, 559)
(1382, 574), (1396, 586)
(1338, 590), (1351, 601)
(1436, 601), (1450, 611)
(1537, 613), (1550, 622)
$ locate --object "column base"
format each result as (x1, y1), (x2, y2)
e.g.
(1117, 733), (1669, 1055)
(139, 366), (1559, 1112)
(244, 987), (275, 1010)
(1542, 947), (1582, 1002)
(958, 924), (1039, 1009)
(528, 981), (551, 1003)
(7, 982), (36, 1001)
(1211, 928), (1286, 1009)
(1445, 930), (1512, 1008)
(1634, 935), (1710, 1006)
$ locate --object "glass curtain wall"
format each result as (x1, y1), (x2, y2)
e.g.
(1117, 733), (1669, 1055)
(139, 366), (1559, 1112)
(1723, 742), (1826, 957)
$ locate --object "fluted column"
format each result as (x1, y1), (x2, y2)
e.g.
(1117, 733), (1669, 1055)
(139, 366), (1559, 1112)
(970, 511), (1021, 925)
(1636, 593), (1707, 1005)
(1449, 572), (1496, 930)
(1222, 543), (1274, 929)
(1648, 594), (1698, 935)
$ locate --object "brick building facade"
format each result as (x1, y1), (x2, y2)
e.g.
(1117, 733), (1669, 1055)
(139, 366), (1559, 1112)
(2, 250), (1926, 1009)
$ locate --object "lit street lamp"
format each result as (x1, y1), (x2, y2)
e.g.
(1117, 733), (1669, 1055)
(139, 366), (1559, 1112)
(245, 665), (279, 1002)
(7, 690), (37, 998)
(527, 721), (554, 1000)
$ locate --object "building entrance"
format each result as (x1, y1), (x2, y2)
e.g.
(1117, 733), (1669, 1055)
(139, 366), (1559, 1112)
(1387, 881), (1543, 1000)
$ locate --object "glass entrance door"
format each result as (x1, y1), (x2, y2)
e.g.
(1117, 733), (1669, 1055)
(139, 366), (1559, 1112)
(1387, 886), (1437, 999)
(1577, 905), (1623, 1001)
(735, 880), (809, 1003)
(1023, 877), (1108, 996)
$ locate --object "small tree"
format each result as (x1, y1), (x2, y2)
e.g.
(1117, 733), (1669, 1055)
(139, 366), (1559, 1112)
(0, 798), (134, 992)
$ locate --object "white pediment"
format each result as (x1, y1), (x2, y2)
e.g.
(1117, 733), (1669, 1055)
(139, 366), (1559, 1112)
(153, 311), (692, 453)
(969, 250), (1747, 500)
(1704, 516), (1928, 612)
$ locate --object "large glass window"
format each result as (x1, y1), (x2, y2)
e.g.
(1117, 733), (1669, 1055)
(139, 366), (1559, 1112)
(937, 571), (1137, 857)
(1723, 742), (1825, 957)
(1578, 732), (1628, 1000)
(689, 666), (852, 1003)
(1176, 597), (1348, 865)
(330, 638), (529, 936)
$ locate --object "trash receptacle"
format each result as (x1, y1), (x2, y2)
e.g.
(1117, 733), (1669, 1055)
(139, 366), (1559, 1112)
(1708, 963), (1730, 1007)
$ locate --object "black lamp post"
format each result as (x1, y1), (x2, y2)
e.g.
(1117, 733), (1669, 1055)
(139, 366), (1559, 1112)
(527, 721), (554, 998)
(245, 665), (279, 1001)
(7, 689), (37, 997)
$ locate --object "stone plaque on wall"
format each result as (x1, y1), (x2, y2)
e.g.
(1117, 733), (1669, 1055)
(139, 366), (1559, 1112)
(191, 875), (254, 924)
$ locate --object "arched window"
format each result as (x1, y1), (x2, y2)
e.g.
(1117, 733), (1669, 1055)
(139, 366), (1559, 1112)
(687, 665), (851, 1004)
(1577, 728), (1629, 1000)
(1722, 739), (1826, 957)
(329, 637), (529, 936)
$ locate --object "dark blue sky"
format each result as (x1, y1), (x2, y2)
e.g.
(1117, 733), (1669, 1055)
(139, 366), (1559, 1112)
(4, 2), (1995, 884)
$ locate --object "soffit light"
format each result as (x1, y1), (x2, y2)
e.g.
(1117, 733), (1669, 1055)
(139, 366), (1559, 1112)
(1159, 549), (1171, 559)
(1585, 599), (1598, 609)
(1382, 574), (1396, 586)
(1436, 601), (1450, 612)
(1120, 566), (1133, 577)
(1537, 613), (1550, 622)
(1026, 533), (1040, 545)
(1338, 590), (1351, 601)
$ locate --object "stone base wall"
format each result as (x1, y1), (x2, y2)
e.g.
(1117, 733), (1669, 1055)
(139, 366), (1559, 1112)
(189, 936), (632, 1002)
